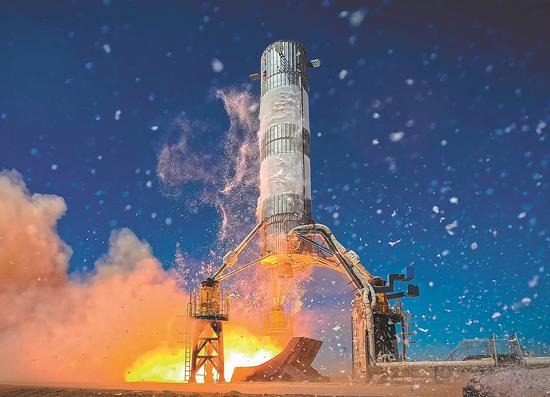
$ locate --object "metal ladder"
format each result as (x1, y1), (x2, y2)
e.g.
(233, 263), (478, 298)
(178, 312), (192, 383)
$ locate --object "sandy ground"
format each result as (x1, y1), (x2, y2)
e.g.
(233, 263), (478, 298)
(0, 380), (469, 397)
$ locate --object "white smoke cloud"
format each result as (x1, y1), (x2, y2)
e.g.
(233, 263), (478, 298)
(0, 171), (186, 384)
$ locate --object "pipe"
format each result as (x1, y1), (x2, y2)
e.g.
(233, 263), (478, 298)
(290, 223), (376, 306)
(213, 221), (263, 280)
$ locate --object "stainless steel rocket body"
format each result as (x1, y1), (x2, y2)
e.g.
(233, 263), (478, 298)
(257, 41), (312, 255)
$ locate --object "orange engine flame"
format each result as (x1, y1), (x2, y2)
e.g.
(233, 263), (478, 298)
(125, 346), (184, 383)
(125, 324), (283, 383)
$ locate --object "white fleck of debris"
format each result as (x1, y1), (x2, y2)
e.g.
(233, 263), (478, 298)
(391, 210), (397, 217)
(432, 205), (440, 214)
(332, 212), (340, 219)
(412, 384), (420, 390)
(150, 125), (159, 131)
(388, 239), (401, 247)
(517, 211), (527, 219)
(151, 212), (157, 219)
(491, 312), (501, 320)
(165, 217), (172, 226)
(528, 275), (539, 288)
(102, 43), (111, 54)
(536, 121), (546, 134)
(51, 164), (58, 171)
(441, 249), (449, 256)
(332, 325), (341, 331)
(114, 110), (122, 120)
(406, 78), (415, 86)
(338, 69), (348, 80)
(339, 10), (349, 18)
(521, 297), (531, 305)
(389, 131), (405, 142)
(441, 139), (448, 146)
(428, 281), (434, 287)
(248, 102), (258, 112)
(349, 8), (367, 27)
(466, 319), (473, 326)
(372, 138), (379, 145)
(471, 242), (478, 250)
(211, 58), (224, 73)
(445, 220), (458, 235)
(145, 180), (152, 188)
(418, 327), (429, 333)
(372, 112), (380, 119)
(449, 196), (459, 204)
(376, 209), (382, 215)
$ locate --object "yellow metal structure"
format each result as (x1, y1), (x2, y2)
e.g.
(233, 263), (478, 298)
(186, 279), (228, 383)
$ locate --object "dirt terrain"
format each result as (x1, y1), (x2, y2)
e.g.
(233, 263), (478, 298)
(0, 381), (468, 397)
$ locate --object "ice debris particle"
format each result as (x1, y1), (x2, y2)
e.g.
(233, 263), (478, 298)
(445, 220), (458, 235)
(211, 58), (224, 73)
(389, 131), (405, 142)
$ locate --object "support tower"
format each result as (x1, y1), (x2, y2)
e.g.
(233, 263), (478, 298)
(210, 40), (419, 379)
(186, 279), (228, 383)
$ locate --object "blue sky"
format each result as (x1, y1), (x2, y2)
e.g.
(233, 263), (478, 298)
(1, 0), (549, 362)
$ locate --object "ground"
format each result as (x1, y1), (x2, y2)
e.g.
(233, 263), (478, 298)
(0, 380), (469, 397)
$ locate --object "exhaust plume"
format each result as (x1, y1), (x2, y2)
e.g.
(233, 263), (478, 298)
(0, 170), (185, 384)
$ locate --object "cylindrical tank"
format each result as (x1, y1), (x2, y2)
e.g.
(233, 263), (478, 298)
(257, 40), (312, 255)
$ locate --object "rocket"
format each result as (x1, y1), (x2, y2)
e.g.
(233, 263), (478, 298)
(254, 41), (318, 257)
(213, 40), (418, 372)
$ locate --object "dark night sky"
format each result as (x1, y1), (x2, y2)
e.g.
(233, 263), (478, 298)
(1, 0), (549, 362)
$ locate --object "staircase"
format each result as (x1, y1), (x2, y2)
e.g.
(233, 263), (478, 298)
(177, 313), (192, 383)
